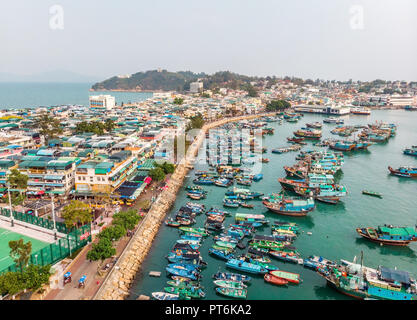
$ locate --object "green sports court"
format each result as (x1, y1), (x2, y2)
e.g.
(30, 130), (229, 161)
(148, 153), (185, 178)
(0, 227), (49, 271)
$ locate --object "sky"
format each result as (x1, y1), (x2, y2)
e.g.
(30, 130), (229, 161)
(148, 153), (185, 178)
(0, 0), (416, 82)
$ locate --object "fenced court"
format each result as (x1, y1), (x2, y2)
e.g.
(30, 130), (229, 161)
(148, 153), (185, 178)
(0, 227), (49, 272)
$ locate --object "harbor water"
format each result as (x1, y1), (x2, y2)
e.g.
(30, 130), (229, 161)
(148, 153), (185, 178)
(0, 83), (152, 109)
(129, 110), (417, 300)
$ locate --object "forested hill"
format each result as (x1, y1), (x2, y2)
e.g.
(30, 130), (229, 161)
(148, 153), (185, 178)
(91, 70), (265, 92)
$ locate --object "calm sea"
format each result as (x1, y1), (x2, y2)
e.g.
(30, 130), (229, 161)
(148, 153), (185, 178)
(129, 110), (417, 300)
(0, 82), (152, 109)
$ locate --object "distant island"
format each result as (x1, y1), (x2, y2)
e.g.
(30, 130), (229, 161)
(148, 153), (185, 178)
(91, 69), (267, 93)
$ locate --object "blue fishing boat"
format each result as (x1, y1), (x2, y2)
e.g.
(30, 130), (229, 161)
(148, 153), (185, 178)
(403, 146), (417, 157)
(167, 263), (201, 271)
(226, 258), (268, 274)
(252, 174), (263, 182)
(209, 248), (234, 261)
(193, 177), (214, 185)
(166, 267), (200, 280)
(223, 199), (241, 208)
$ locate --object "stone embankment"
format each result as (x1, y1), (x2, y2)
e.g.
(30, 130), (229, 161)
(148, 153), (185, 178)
(94, 112), (275, 300)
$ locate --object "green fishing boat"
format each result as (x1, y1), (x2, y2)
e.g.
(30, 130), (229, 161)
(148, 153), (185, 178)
(179, 227), (208, 236)
(212, 245), (234, 251)
(362, 190), (382, 198)
(215, 287), (247, 299)
(213, 280), (247, 289)
(167, 280), (200, 288)
(249, 240), (284, 250)
(215, 241), (237, 249)
(164, 286), (206, 299)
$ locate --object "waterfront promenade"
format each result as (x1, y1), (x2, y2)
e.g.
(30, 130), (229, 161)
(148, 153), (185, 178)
(93, 112), (276, 300)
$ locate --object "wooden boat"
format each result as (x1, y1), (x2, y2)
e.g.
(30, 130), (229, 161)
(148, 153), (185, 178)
(264, 273), (288, 286)
(240, 202), (254, 208)
(216, 287), (247, 299)
(261, 158), (270, 163)
(362, 190), (382, 198)
(270, 270), (301, 284)
(388, 166), (417, 178)
(269, 251), (303, 264)
(263, 199), (315, 217)
(216, 241), (236, 249)
(187, 192), (206, 200)
(356, 225), (417, 246)
(213, 280), (247, 289)
(165, 219), (181, 227)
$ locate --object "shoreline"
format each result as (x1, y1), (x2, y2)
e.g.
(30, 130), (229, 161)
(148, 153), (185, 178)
(93, 112), (277, 300)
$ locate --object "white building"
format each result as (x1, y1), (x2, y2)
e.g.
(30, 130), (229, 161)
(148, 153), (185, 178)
(89, 95), (116, 110)
(190, 82), (203, 93)
(388, 95), (416, 106)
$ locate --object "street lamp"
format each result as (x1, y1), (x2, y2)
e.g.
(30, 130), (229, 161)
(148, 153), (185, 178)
(6, 183), (14, 227)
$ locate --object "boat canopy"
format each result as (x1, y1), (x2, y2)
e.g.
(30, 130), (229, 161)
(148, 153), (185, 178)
(379, 266), (411, 285)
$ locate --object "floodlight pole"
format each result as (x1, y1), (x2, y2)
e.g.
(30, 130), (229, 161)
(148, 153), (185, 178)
(7, 183), (14, 227)
(48, 189), (57, 241)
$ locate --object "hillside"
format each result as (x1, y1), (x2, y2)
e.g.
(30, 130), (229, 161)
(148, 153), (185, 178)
(91, 70), (263, 92)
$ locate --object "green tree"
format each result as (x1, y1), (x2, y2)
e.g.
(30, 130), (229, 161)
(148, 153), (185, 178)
(35, 112), (63, 142)
(21, 264), (51, 292)
(7, 169), (28, 198)
(86, 238), (116, 262)
(173, 97), (184, 105)
(0, 271), (25, 295)
(265, 100), (291, 111)
(186, 113), (205, 131)
(149, 167), (166, 181)
(112, 209), (141, 230)
(155, 162), (175, 174)
(62, 200), (92, 229)
(9, 239), (32, 268)
(98, 224), (126, 242)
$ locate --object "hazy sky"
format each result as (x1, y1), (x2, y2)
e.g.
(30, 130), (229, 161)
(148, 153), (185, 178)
(0, 0), (416, 81)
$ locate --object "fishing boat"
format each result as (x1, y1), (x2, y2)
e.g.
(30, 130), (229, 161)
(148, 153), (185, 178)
(403, 146), (417, 157)
(165, 219), (181, 227)
(263, 198), (315, 217)
(214, 178), (234, 187)
(362, 190), (382, 198)
(213, 279), (247, 289)
(212, 271), (251, 283)
(306, 122), (322, 129)
(293, 129), (322, 140)
(235, 213), (269, 225)
(193, 177), (214, 185)
(261, 158), (270, 163)
(223, 199), (241, 208)
(252, 174), (263, 182)
(187, 192), (206, 200)
(216, 241), (237, 250)
(317, 257), (417, 300)
(179, 227), (208, 236)
(264, 273), (288, 286)
(303, 256), (337, 270)
(388, 166), (417, 178)
(215, 287), (247, 299)
(164, 286), (205, 299)
(249, 239), (283, 250)
(152, 292), (191, 300)
(270, 270), (301, 284)
(226, 258), (268, 274)
(269, 251), (303, 264)
(165, 268), (200, 281)
(356, 225), (417, 246)
(167, 279), (200, 288)
(208, 248), (234, 261)
(323, 117), (344, 124)
(240, 202), (254, 208)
